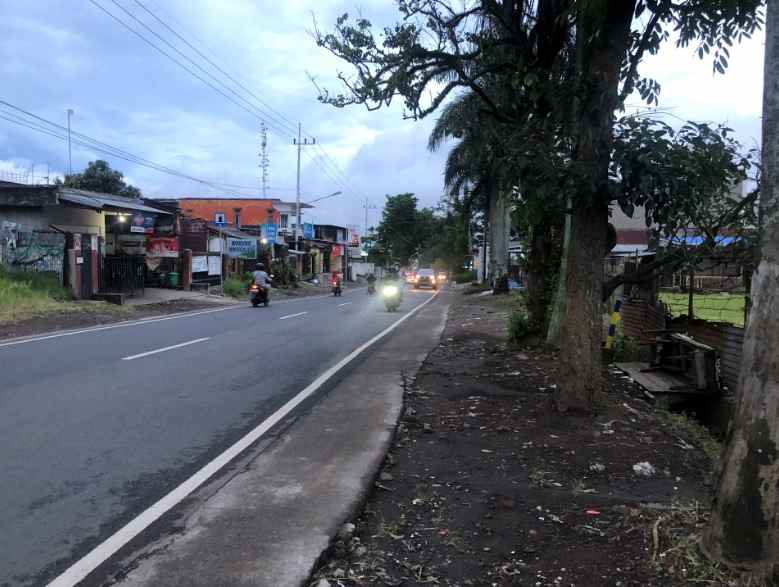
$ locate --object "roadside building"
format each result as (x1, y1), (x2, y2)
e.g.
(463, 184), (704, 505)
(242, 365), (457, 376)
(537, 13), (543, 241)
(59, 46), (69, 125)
(0, 182), (174, 299)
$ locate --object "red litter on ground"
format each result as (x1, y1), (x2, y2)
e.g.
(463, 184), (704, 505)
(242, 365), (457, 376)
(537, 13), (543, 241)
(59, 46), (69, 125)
(585, 509), (601, 516)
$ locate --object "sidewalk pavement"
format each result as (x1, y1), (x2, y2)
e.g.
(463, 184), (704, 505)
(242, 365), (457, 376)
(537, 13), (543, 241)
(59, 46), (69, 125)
(109, 292), (451, 587)
(123, 287), (240, 306)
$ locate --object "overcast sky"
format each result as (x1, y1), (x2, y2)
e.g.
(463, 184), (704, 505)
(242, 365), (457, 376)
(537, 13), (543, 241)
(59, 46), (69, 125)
(0, 1), (765, 230)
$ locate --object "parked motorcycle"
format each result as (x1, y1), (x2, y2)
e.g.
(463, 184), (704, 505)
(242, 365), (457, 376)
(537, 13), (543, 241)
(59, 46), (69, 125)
(249, 282), (270, 307)
(331, 278), (342, 297)
(382, 284), (401, 312)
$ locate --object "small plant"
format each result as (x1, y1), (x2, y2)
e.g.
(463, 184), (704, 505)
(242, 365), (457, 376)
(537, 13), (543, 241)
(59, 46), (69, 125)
(452, 270), (476, 284)
(508, 307), (533, 343)
(223, 276), (249, 299)
(611, 333), (646, 362)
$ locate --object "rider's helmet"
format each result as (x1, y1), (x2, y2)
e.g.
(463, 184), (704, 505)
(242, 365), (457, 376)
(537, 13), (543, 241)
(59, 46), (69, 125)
(256, 262), (265, 270)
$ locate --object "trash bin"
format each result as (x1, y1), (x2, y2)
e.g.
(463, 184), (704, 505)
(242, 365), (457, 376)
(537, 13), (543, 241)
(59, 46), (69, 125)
(168, 272), (180, 288)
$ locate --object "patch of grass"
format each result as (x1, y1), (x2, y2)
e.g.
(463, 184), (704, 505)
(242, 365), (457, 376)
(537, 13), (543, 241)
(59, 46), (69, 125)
(0, 268), (73, 323)
(659, 291), (745, 326)
(223, 276), (250, 299)
(452, 270), (476, 284)
(657, 410), (722, 465)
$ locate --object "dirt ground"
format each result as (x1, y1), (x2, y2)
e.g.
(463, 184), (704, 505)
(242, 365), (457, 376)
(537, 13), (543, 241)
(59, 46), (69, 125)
(312, 293), (743, 587)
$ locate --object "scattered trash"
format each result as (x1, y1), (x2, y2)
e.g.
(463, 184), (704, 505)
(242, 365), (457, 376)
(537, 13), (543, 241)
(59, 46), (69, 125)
(332, 568), (346, 579)
(379, 471), (395, 482)
(314, 579), (331, 587)
(633, 461), (656, 477)
(585, 509), (601, 516)
(337, 523), (356, 540)
(589, 463), (606, 473)
(422, 423), (434, 433)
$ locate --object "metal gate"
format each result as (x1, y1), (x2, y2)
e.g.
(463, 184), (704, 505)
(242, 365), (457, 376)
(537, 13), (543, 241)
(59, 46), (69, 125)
(101, 255), (145, 296)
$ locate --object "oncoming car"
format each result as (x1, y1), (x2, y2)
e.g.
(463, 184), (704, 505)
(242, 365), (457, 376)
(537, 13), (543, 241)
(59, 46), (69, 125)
(414, 268), (438, 290)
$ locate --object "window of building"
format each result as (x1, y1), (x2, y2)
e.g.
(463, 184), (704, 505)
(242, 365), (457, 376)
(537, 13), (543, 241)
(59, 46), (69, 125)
(214, 212), (226, 224)
(280, 214), (288, 229)
(233, 209), (241, 227)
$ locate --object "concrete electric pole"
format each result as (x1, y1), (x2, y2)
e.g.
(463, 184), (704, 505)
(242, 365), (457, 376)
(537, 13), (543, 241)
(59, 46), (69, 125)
(293, 123), (315, 249)
(67, 109), (74, 176)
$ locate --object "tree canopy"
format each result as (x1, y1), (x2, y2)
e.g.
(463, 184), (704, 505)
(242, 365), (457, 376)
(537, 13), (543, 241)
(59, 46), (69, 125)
(61, 160), (142, 199)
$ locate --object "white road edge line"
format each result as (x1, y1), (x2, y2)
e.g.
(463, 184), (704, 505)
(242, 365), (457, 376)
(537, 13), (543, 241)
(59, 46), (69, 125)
(0, 289), (360, 349)
(0, 306), (239, 349)
(337, 302), (352, 307)
(279, 311), (308, 320)
(46, 291), (438, 587)
(121, 338), (211, 361)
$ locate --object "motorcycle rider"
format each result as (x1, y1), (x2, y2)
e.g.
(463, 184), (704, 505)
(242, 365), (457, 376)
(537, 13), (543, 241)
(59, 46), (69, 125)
(252, 262), (272, 291)
(366, 272), (377, 293)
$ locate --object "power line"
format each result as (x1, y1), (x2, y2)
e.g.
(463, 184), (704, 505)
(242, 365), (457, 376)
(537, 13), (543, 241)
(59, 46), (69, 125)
(89, 0), (366, 202)
(0, 101), (260, 196)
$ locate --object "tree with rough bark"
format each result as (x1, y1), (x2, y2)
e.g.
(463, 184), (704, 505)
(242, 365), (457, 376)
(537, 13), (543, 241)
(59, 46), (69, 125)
(703, 0), (779, 571)
(314, 0), (763, 413)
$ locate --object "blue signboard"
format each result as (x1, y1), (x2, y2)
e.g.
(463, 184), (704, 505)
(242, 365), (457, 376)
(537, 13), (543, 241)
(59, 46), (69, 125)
(303, 222), (315, 240)
(263, 223), (278, 244)
(227, 237), (257, 259)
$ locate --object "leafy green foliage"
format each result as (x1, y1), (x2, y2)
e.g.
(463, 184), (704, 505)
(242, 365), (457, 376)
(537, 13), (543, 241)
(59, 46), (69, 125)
(60, 160), (142, 198)
(507, 306), (533, 343)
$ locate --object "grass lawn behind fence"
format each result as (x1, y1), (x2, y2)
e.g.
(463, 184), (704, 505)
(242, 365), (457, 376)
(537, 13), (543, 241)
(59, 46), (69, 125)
(659, 291), (745, 326)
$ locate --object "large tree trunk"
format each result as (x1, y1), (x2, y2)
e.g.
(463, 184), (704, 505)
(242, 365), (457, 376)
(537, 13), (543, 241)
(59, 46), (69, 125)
(553, 0), (635, 413)
(526, 220), (552, 330)
(546, 200), (571, 346)
(702, 1), (779, 569)
(488, 191), (509, 283)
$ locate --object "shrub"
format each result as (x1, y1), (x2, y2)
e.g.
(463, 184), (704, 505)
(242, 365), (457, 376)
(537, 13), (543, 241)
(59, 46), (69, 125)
(453, 270), (476, 284)
(0, 267), (71, 300)
(223, 276), (249, 299)
(508, 307), (533, 343)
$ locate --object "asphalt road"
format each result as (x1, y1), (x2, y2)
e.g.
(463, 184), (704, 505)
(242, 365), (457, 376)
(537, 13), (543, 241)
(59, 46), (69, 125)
(0, 284), (437, 587)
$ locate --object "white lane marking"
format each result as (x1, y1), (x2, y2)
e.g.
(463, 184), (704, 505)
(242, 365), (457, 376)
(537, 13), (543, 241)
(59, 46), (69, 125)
(121, 337), (211, 361)
(337, 302), (352, 308)
(279, 311), (308, 320)
(46, 291), (438, 587)
(0, 306), (239, 349)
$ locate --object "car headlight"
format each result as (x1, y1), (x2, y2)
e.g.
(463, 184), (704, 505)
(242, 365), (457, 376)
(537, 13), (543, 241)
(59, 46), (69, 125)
(382, 285), (399, 296)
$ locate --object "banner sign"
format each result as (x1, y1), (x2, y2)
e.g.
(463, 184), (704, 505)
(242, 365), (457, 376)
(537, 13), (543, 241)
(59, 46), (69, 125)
(192, 255), (208, 273)
(130, 213), (156, 234)
(146, 237), (179, 258)
(303, 222), (315, 240)
(262, 223), (278, 244)
(347, 224), (360, 246)
(331, 245), (343, 257)
(227, 237), (257, 259)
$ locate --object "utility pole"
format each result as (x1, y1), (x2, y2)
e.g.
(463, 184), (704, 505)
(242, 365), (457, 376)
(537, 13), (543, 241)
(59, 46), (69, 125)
(67, 109), (74, 176)
(292, 122), (315, 249)
(260, 122), (269, 198)
(363, 197), (376, 239)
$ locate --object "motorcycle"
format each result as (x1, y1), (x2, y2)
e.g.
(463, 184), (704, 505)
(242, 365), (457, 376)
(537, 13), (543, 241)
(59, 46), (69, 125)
(331, 278), (342, 297)
(249, 282), (270, 307)
(367, 281), (376, 295)
(382, 283), (401, 312)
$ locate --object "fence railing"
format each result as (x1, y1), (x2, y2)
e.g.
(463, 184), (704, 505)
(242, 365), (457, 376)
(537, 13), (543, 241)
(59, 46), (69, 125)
(101, 255), (145, 296)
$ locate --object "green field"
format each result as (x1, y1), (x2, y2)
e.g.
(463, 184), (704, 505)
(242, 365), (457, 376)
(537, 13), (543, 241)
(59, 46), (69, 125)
(659, 291), (745, 326)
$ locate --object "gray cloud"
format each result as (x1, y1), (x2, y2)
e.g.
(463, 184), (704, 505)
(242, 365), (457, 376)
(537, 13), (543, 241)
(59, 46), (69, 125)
(0, 1), (765, 231)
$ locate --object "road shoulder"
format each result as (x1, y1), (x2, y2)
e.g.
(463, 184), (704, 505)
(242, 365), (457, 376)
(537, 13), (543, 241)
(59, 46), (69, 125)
(107, 292), (450, 587)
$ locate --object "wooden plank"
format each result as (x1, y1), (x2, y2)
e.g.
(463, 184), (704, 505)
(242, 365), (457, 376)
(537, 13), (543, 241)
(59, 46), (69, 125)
(614, 362), (695, 393)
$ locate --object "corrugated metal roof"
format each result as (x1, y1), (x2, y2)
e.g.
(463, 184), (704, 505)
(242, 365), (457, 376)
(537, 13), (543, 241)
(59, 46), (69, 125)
(59, 189), (171, 214)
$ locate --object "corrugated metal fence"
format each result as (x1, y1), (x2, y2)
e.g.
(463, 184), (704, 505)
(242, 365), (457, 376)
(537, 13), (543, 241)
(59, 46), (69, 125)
(621, 300), (745, 394)
(683, 320), (744, 394)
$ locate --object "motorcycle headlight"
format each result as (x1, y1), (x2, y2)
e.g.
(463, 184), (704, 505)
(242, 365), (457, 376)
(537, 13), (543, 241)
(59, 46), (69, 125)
(382, 285), (399, 296)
